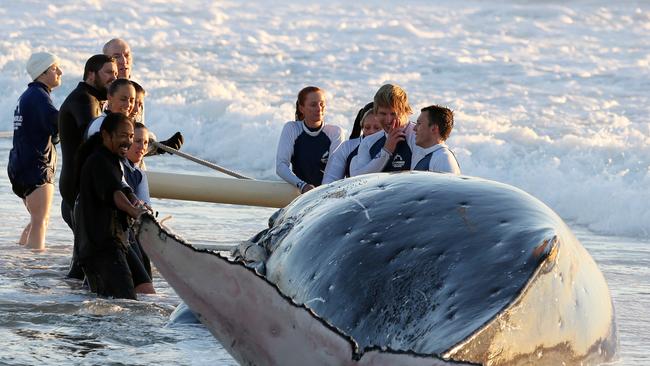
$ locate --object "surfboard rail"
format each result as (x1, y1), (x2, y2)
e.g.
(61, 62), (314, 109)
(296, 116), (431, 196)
(146, 171), (300, 208)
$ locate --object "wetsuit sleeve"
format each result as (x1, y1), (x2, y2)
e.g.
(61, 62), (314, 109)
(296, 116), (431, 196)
(42, 94), (60, 144)
(431, 149), (461, 175)
(136, 169), (152, 205)
(275, 122), (305, 189)
(349, 133), (390, 176)
(328, 126), (345, 154)
(70, 95), (98, 130)
(322, 142), (348, 184)
(91, 157), (127, 204)
(27, 90), (60, 145)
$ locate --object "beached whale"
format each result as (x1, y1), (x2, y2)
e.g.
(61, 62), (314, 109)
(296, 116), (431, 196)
(138, 171), (617, 365)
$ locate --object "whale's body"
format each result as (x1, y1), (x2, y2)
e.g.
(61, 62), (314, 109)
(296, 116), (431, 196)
(140, 172), (617, 365)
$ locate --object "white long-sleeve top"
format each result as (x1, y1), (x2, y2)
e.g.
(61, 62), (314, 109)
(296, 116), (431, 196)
(275, 120), (344, 189)
(349, 122), (415, 176)
(322, 137), (362, 184)
(85, 112), (107, 140)
(410, 141), (461, 174)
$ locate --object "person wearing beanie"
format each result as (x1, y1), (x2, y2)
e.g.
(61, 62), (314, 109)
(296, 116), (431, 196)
(7, 51), (63, 251)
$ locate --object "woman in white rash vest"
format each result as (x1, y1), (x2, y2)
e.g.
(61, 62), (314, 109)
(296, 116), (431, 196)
(276, 86), (344, 193)
(322, 103), (383, 184)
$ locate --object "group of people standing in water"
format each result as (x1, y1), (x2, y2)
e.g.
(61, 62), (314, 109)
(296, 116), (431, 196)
(276, 83), (460, 193)
(7, 39), (459, 300)
(8, 39), (183, 299)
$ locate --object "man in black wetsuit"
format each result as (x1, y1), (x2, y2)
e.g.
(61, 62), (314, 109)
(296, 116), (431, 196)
(58, 54), (117, 229)
(59, 54), (117, 279)
(74, 113), (147, 299)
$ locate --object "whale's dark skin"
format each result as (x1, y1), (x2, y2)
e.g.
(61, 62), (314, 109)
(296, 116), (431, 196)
(244, 172), (618, 364)
(140, 171), (616, 365)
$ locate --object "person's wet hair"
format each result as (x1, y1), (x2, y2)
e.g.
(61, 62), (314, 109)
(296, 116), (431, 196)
(83, 54), (115, 81)
(100, 112), (133, 134)
(421, 105), (454, 140)
(295, 86), (322, 121)
(349, 102), (373, 139)
(373, 84), (412, 117)
(107, 78), (133, 96)
(131, 80), (146, 96)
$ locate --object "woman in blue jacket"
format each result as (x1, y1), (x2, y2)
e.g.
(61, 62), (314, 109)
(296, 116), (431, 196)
(8, 52), (63, 251)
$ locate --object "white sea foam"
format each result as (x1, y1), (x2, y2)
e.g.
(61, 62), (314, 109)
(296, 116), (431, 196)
(1, 0), (649, 238)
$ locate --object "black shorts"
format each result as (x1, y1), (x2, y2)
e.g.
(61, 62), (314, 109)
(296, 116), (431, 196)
(10, 180), (43, 199)
(82, 248), (137, 300)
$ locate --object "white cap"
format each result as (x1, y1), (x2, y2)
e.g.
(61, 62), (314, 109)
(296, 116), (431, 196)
(26, 52), (59, 81)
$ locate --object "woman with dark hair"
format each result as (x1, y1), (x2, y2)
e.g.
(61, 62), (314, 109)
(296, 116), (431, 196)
(275, 86), (344, 193)
(84, 78), (135, 139)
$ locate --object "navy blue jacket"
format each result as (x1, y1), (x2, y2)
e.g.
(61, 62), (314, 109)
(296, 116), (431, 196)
(369, 135), (412, 172)
(8, 82), (59, 186)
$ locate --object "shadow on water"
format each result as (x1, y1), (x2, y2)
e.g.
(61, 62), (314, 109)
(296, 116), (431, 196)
(14, 328), (106, 356)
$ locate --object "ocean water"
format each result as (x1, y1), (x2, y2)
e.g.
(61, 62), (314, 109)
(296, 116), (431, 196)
(0, 0), (648, 364)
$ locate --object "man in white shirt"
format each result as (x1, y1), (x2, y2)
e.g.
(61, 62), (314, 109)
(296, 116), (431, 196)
(410, 105), (460, 174)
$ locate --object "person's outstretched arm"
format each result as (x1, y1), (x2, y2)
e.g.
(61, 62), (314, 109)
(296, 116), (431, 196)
(322, 141), (348, 184)
(275, 122), (306, 190)
(113, 190), (146, 218)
